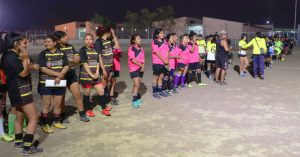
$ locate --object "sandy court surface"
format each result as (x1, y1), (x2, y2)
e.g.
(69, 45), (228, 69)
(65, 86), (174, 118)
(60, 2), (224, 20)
(0, 44), (300, 157)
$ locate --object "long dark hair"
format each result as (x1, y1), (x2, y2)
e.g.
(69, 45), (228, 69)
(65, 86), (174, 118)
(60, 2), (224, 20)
(130, 34), (140, 45)
(153, 28), (163, 39)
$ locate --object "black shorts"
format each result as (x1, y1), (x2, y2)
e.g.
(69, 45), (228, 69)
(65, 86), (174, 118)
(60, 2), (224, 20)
(238, 54), (247, 58)
(200, 54), (206, 60)
(112, 71), (120, 78)
(206, 60), (216, 64)
(130, 70), (144, 78)
(38, 86), (66, 96)
(188, 62), (201, 70)
(9, 95), (34, 107)
(66, 69), (78, 87)
(216, 55), (228, 70)
(152, 64), (166, 76)
(177, 63), (187, 69)
(0, 84), (7, 92)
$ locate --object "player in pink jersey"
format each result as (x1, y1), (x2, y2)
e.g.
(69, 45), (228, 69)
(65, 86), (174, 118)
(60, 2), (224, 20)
(187, 32), (207, 87)
(163, 33), (179, 94)
(109, 29), (122, 106)
(128, 34), (145, 108)
(151, 28), (169, 99)
(173, 34), (190, 88)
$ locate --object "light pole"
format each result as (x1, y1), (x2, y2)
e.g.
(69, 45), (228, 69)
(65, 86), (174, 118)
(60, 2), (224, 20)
(294, 0), (298, 30)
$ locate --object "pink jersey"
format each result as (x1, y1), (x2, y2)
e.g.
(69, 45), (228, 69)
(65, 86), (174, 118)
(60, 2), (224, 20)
(152, 39), (169, 65)
(128, 45), (145, 72)
(188, 42), (200, 63)
(113, 48), (122, 71)
(176, 44), (190, 65)
(168, 43), (178, 70)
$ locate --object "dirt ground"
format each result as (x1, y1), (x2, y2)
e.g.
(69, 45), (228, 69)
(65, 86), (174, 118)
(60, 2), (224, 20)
(0, 44), (300, 157)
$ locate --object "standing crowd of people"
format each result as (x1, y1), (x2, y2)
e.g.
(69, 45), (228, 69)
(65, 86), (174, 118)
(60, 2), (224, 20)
(0, 27), (295, 155)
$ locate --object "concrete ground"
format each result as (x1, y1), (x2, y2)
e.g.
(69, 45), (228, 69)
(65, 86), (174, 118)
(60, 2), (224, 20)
(0, 44), (300, 157)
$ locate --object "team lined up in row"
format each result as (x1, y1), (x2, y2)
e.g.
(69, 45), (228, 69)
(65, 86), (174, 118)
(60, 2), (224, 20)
(0, 27), (294, 155)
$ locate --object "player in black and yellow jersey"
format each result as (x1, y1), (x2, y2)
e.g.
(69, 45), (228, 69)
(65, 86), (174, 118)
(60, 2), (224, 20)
(54, 31), (89, 122)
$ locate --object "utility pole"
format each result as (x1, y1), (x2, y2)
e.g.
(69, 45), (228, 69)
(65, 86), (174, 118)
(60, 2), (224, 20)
(294, 0), (298, 30)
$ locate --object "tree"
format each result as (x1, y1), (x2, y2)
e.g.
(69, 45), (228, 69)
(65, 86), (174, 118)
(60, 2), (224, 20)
(91, 13), (115, 28)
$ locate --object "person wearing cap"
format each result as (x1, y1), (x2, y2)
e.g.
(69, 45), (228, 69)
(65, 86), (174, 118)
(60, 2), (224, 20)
(215, 30), (230, 85)
(242, 32), (267, 80)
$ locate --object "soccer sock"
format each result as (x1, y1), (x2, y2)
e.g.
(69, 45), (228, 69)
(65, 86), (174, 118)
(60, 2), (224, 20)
(157, 86), (163, 93)
(181, 75), (186, 86)
(23, 134), (34, 151)
(0, 118), (4, 135)
(187, 73), (193, 84)
(98, 95), (106, 110)
(152, 84), (157, 94)
(197, 72), (202, 84)
(8, 113), (16, 137)
(83, 95), (90, 111)
(53, 114), (60, 123)
(132, 94), (138, 102)
(174, 74), (180, 88)
(15, 133), (23, 144)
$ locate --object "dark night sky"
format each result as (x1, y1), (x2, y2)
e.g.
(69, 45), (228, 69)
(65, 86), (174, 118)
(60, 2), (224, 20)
(0, 0), (299, 30)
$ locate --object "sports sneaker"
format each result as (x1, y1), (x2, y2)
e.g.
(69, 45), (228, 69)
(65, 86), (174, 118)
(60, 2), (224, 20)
(106, 106), (113, 111)
(22, 146), (43, 156)
(259, 75), (265, 80)
(208, 75), (213, 80)
(187, 84), (193, 88)
(132, 101), (140, 108)
(153, 93), (161, 99)
(102, 109), (111, 116)
(215, 80), (221, 84)
(110, 98), (119, 106)
(0, 134), (14, 142)
(61, 117), (70, 124)
(219, 81), (228, 86)
(86, 110), (95, 117)
(14, 142), (23, 149)
(42, 124), (54, 134)
(198, 83), (208, 86)
(136, 99), (143, 104)
(80, 115), (90, 122)
(159, 92), (168, 97)
(53, 122), (67, 129)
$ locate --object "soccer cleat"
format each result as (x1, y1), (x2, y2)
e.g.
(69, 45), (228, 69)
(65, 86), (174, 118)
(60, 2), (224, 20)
(42, 124), (54, 134)
(86, 110), (95, 117)
(219, 81), (228, 86)
(0, 134), (14, 142)
(136, 99), (143, 104)
(159, 92), (168, 97)
(110, 98), (119, 106)
(132, 101), (140, 108)
(14, 142), (24, 149)
(153, 93), (161, 99)
(187, 84), (193, 88)
(102, 109), (111, 116)
(53, 122), (67, 129)
(80, 115), (90, 122)
(22, 146), (43, 156)
(106, 106), (113, 111)
(61, 118), (70, 124)
(198, 83), (208, 86)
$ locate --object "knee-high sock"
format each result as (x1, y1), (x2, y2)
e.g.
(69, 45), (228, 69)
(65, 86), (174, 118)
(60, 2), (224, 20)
(8, 113), (16, 137)
(83, 95), (90, 111)
(187, 73), (193, 84)
(181, 75), (186, 86)
(196, 72), (202, 84)
(174, 74), (180, 88)
(98, 95), (106, 110)
(0, 118), (4, 136)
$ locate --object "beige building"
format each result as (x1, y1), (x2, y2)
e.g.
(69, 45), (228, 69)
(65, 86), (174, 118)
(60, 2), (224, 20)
(55, 21), (99, 40)
(153, 16), (270, 40)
